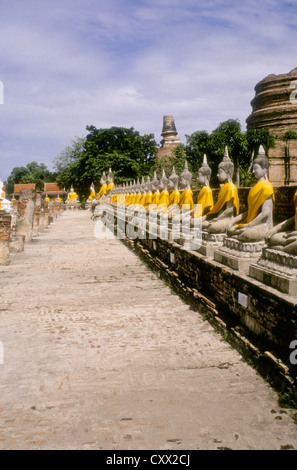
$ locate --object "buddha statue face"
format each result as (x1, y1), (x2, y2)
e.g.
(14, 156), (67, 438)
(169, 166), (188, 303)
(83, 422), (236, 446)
(198, 169), (211, 186)
(217, 167), (229, 183)
(253, 163), (267, 180)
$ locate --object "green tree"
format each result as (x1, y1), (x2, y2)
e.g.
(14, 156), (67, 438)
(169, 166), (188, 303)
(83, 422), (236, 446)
(6, 161), (57, 193)
(280, 130), (297, 184)
(55, 126), (158, 199)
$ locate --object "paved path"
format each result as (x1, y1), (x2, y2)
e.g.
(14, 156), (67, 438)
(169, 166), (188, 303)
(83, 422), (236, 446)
(0, 209), (297, 450)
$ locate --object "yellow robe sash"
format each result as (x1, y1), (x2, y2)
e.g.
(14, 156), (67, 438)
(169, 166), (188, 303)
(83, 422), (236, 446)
(169, 190), (181, 206)
(145, 192), (153, 206)
(193, 185), (214, 218)
(207, 182), (239, 216)
(236, 179), (274, 228)
(88, 190), (96, 200)
(96, 184), (107, 199)
(158, 190), (170, 208)
(68, 192), (77, 201)
(106, 182), (115, 193)
(152, 191), (160, 205)
(179, 188), (194, 210)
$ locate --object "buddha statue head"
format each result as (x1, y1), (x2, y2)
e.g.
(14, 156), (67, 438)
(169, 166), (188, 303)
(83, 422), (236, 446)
(107, 168), (114, 184)
(145, 176), (152, 193)
(151, 171), (159, 192)
(217, 147), (234, 183)
(180, 161), (192, 189)
(168, 166), (179, 190)
(252, 145), (269, 181)
(100, 172), (107, 186)
(198, 154), (212, 186)
(159, 169), (169, 191)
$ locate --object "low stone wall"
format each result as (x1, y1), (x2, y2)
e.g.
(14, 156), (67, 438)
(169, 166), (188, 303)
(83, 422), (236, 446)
(112, 211), (297, 395)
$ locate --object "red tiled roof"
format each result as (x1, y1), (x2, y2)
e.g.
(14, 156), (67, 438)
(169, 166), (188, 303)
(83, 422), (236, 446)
(14, 183), (36, 194)
(44, 183), (64, 192)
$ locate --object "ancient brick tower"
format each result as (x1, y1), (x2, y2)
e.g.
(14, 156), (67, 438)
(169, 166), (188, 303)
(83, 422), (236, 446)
(246, 68), (297, 185)
(155, 114), (181, 160)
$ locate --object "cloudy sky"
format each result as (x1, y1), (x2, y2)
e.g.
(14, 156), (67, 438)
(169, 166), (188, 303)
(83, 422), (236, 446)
(0, 0), (296, 180)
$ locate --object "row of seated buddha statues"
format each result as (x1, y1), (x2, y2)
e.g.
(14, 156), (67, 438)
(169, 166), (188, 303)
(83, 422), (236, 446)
(100, 145), (297, 295)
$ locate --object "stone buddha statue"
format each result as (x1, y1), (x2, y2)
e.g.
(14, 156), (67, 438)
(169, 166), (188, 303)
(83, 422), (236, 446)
(96, 172), (108, 200)
(265, 190), (297, 254)
(158, 167), (180, 216)
(227, 146), (274, 242)
(106, 168), (115, 193)
(143, 176), (153, 207)
(88, 182), (96, 200)
(193, 155), (214, 218)
(156, 169), (170, 211)
(68, 186), (78, 202)
(178, 161), (194, 214)
(202, 147), (239, 234)
(146, 172), (160, 211)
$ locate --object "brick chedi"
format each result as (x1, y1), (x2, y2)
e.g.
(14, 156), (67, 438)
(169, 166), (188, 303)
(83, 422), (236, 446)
(156, 114), (181, 160)
(246, 68), (297, 186)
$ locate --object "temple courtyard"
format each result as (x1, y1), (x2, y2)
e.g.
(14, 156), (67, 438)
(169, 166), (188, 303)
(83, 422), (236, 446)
(1, 209), (297, 450)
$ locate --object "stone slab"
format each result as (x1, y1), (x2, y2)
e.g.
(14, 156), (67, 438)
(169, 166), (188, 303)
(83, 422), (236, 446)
(249, 263), (297, 295)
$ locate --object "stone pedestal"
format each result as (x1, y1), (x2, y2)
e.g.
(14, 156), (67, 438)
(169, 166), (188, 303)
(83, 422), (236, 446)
(195, 231), (226, 258)
(0, 210), (11, 265)
(214, 237), (265, 273)
(249, 248), (297, 295)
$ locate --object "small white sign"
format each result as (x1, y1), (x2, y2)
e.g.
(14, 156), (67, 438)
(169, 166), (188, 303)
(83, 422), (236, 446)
(238, 292), (248, 308)
(170, 252), (175, 264)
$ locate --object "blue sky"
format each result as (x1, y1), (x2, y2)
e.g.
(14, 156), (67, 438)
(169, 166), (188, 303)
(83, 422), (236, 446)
(0, 0), (297, 180)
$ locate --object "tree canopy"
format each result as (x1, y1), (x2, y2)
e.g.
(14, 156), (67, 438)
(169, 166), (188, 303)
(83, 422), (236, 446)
(54, 126), (158, 199)
(5, 161), (57, 194)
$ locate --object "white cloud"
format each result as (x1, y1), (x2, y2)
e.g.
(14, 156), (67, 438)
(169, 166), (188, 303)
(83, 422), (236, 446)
(1, 0), (297, 179)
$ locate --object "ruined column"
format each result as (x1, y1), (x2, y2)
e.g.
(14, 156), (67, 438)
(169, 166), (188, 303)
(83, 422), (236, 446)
(15, 188), (36, 242)
(0, 210), (12, 265)
(33, 192), (42, 237)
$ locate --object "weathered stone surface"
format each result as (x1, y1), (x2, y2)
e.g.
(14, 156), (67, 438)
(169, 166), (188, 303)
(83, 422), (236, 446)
(246, 68), (297, 185)
(15, 189), (36, 242)
(1, 210), (297, 449)
(156, 114), (181, 160)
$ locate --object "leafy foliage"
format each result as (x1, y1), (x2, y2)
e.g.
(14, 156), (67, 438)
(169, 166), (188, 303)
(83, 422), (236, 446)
(5, 161), (57, 194)
(55, 126), (158, 199)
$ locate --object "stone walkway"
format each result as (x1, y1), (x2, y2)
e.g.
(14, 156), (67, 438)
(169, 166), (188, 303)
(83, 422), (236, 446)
(0, 209), (297, 450)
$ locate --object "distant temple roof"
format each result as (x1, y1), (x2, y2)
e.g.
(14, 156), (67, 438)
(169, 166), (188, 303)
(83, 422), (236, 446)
(43, 183), (67, 196)
(13, 183), (36, 195)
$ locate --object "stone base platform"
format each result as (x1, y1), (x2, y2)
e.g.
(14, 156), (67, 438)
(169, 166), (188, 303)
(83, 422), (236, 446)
(249, 248), (297, 295)
(195, 231), (226, 258)
(214, 238), (266, 273)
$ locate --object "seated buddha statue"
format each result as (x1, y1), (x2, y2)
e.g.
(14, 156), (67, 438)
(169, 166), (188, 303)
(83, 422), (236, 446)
(68, 186), (78, 202)
(178, 161), (194, 216)
(146, 172), (160, 211)
(202, 147), (239, 234)
(88, 183), (96, 200)
(265, 190), (297, 255)
(227, 145), (274, 243)
(181, 155), (214, 224)
(161, 167), (181, 217)
(106, 168), (115, 194)
(154, 169), (170, 212)
(193, 155), (214, 218)
(96, 173), (108, 200)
